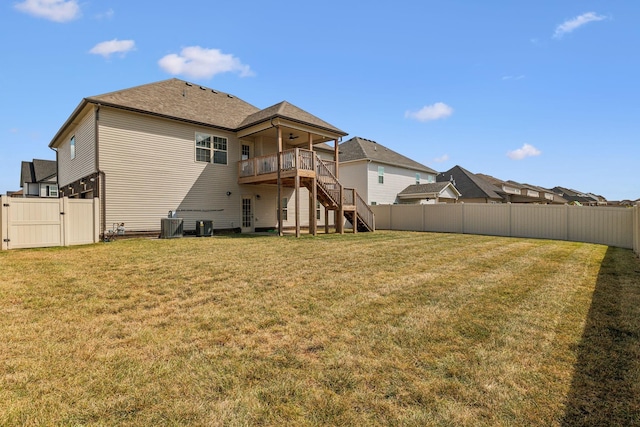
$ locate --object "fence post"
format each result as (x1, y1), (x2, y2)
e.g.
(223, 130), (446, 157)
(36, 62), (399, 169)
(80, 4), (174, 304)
(1, 195), (7, 251)
(62, 197), (70, 247)
(633, 203), (640, 256)
(461, 202), (465, 234)
(93, 197), (100, 243)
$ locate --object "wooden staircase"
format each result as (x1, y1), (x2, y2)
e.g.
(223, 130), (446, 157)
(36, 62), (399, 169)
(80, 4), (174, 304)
(310, 154), (375, 232)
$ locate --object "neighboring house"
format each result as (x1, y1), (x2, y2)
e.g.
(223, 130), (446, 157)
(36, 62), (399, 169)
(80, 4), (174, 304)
(48, 78), (374, 236)
(552, 187), (600, 206)
(477, 174), (565, 204)
(19, 159), (58, 198)
(437, 165), (503, 203)
(396, 182), (460, 204)
(338, 137), (443, 205)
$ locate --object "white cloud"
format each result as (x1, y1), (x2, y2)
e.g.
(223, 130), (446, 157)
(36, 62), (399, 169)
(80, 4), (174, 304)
(507, 143), (541, 160)
(502, 75), (525, 81)
(158, 46), (254, 79)
(405, 102), (453, 122)
(14, 0), (80, 23)
(89, 39), (135, 58)
(554, 12), (606, 39)
(95, 8), (114, 20)
(433, 154), (450, 163)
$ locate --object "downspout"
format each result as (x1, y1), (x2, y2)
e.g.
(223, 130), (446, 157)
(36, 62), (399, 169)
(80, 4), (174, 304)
(95, 104), (106, 236)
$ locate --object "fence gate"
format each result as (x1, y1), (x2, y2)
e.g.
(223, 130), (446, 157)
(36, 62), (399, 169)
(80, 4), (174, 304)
(1, 196), (99, 250)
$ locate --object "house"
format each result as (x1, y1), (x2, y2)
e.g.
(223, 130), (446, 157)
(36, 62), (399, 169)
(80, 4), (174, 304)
(437, 165), (503, 203)
(18, 159), (58, 198)
(396, 182), (461, 204)
(338, 137), (453, 205)
(48, 78), (374, 237)
(551, 187), (600, 206)
(477, 174), (566, 204)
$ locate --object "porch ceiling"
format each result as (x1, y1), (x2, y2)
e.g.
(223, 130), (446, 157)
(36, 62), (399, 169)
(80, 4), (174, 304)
(237, 117), (343, 146)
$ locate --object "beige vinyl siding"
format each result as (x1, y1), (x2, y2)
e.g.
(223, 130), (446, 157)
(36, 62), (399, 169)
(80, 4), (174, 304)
(338, 161), (369, 202)
(57, 109), (96, 186)
(367, 162), (435, 205)
(98, 108), (242, 232)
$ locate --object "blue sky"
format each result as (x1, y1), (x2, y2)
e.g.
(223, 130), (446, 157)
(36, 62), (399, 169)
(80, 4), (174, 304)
(1, 0), (638, 200)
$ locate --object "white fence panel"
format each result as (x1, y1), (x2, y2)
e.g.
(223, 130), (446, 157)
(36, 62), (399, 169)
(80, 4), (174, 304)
(512, 204), (568, 240)
(1, 196), (99, 250)
(464, 204), (509, 236)
(568, 206), (634, 248)
(371, 202), (637, 250)
(423, 204), (463, 233)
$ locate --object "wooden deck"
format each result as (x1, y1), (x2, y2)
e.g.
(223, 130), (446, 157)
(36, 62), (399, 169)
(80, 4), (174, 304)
(237, 148), (374, 234)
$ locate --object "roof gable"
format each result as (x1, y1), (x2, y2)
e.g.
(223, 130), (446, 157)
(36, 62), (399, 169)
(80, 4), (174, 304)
(339, 137), (437, 174)
(398, 182), (460, 197)
(437, 165), (503, 200)
(238, 101), (346, 135)
(20, 159), (56, 186)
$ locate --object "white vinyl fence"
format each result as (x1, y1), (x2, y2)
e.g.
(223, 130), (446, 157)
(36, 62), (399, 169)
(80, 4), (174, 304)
(1, 196), (100, 250)
(372, 203), (640, 255)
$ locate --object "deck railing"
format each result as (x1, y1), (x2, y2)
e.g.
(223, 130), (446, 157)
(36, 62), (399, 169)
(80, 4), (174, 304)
(355, 192), (375, 231)
(316, 155), (341, 205)
(239, 148), (315, 178)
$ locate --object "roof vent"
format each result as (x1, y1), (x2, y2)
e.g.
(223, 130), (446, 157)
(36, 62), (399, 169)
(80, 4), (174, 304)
(211, 89), (217, 94)
(200, 86), (206, 90)
(227, 94), (233, 98)
(185, 82), (192, 86)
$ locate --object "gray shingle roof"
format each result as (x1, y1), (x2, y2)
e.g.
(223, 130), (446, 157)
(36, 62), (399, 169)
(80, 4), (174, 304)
(339, 137), (437, 174)
(437, 166), (503, 200)
(20, 159), (56, 187)
(88, 78), (260, 130)
(238, 101), (346, 135)
(398, 182), (451, 196)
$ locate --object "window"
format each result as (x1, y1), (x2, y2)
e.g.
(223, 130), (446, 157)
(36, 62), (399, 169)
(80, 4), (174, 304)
(416, 173), (421, 185)
(195, 133), (228, 164)
(316, 201), (321, 220)
(281, 197), (288, 221)
(241, 144), (250, 160)
(41, 184), (58, 198)
(378, 166), (384, 184)
(371, 201), (377, 206)
(70, 136), (76, 160)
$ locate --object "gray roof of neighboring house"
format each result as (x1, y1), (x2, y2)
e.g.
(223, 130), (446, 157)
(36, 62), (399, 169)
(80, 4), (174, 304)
(339, 137), (437, 174)
(552, 186), (597, 204)
(20, 159), (56, 187)
(437, 166), (503, 200)
(238, 101), (346, 135)
(398, 182), (454, 196)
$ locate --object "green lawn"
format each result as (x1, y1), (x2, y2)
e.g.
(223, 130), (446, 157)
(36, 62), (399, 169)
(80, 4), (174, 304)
(1, 231), (638, 426)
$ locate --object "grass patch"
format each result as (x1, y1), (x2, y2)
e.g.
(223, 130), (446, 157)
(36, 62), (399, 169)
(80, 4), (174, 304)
(1, 231), (638, 426)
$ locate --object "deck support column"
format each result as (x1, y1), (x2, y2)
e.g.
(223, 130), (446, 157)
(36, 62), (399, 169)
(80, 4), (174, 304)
(325, 207), (330, 234)
(295, 173), (300, 238)
(277, 126), (282, 236)
(310, 177), (317, 236)
(337, 185), (344, 234)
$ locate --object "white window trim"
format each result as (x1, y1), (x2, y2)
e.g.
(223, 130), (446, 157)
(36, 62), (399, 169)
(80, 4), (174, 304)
(195, 132), (228, 165)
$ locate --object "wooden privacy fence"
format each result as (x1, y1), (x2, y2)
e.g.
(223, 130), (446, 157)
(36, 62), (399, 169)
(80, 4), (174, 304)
(1, 196), (100, 250)
(371, 203), (640, 255)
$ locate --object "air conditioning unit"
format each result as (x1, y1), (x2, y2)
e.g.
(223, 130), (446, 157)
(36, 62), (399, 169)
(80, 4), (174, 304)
(195, 219), (213, 237)
(160, 218), (183, 239)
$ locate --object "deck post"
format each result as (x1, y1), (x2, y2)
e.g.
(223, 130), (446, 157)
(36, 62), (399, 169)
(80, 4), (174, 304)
(295, 173), (300, 238)
(337, 185), (344, 234)
(311, 176), (317, 236)
(277, 126), (282, 236)
(334, 138), (339, 179)
(325, 207), (329, 234)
